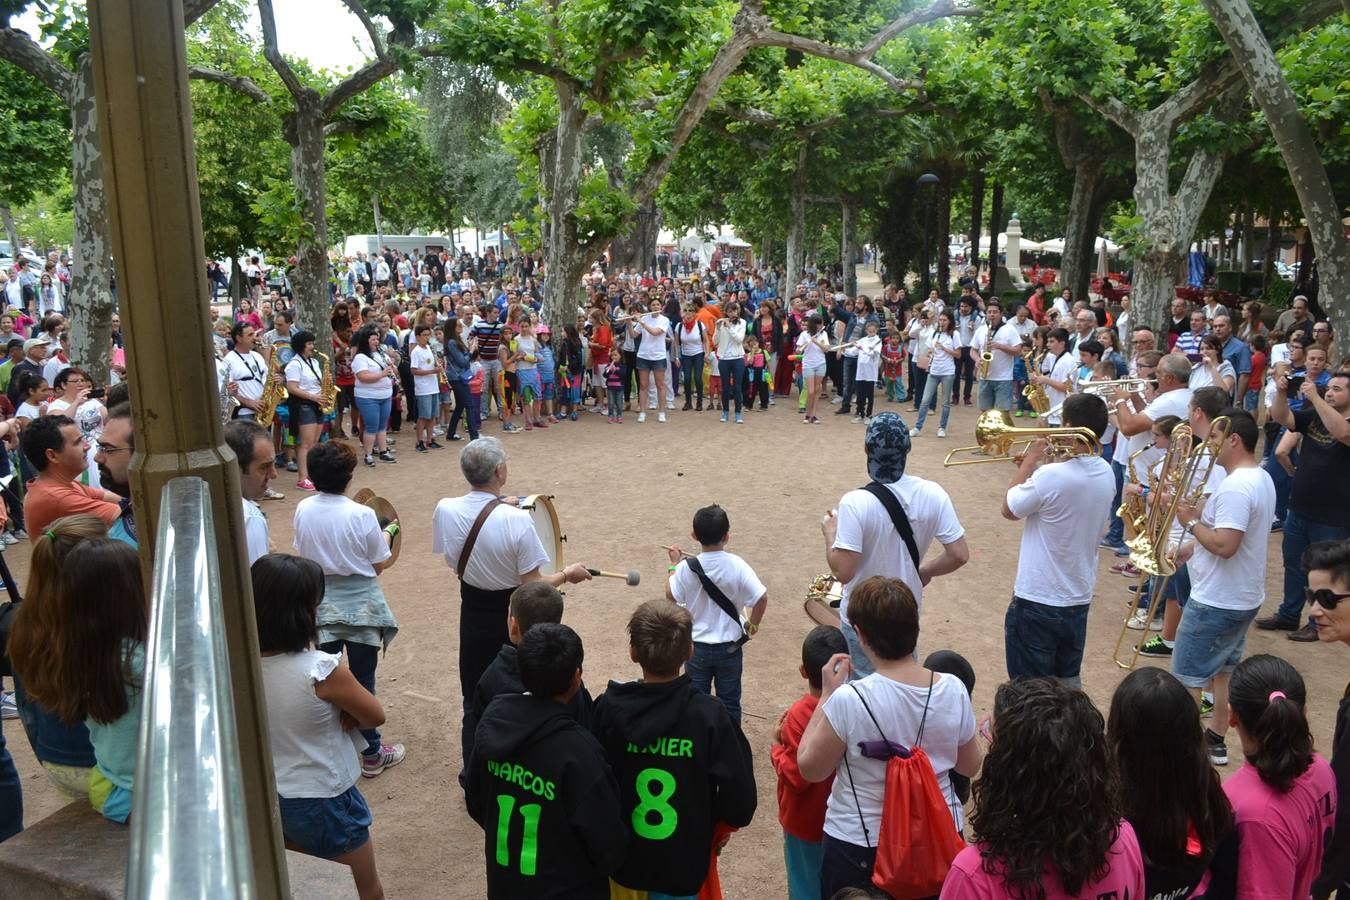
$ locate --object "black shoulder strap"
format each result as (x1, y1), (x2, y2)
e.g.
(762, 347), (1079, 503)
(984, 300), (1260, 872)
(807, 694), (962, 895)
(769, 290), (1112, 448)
(685, 557), (748, 646)
(861, 482), (921, 571)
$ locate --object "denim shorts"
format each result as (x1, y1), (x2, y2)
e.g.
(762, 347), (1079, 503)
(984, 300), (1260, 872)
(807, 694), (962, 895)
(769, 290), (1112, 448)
(414, 393), (438, 420)
(353, 395), (391, 435)
(1170, 600), (1259, 688)
(279, 785), (372, 860)
(634, 356), (665, 372)
(977, 378), (1014, 411)
(802, 363), (827, 379)
(541, 380), (555, 400)
(516, 368), (542, 399)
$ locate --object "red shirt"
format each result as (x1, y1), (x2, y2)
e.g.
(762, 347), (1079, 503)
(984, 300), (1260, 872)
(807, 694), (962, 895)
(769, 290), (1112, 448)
(24, 477), (120, 540)
(1248, 350), (1266, 391)
(771, 693), (833, 841)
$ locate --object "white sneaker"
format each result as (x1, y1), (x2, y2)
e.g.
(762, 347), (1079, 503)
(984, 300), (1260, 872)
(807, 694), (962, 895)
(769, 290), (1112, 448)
(850, 416), (863, 424)
(830, 396), (842, 404)
(432, 426), (445, 436)
(638, 412), (646, 423)
(864, 416), (873, 424)
(658, 412), (666, 423)
(666, 402), (676, 411)
(648, 402), (657, 410)
(1126, 612), (1150, 631)
(0, 532), (16, 545)
(910, 427), (920, 437)
(937, 428), (947, 438)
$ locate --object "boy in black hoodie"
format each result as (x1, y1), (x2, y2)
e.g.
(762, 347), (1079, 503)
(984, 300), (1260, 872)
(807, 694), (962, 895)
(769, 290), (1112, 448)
(461, 582), (593, 789)
(466, 623), (626, 899)
(589, 600), (757, 897)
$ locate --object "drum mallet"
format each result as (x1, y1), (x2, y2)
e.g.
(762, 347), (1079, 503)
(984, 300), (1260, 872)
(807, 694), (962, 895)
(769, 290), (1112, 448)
(587, 568), (640, 586)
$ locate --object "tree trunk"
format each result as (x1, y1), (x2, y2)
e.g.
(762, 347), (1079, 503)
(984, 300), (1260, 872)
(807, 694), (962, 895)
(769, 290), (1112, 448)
(230, 256), (244, 309)
(987, 182), (1004, 290)
(1061, 157), (1105, 303)
(785, 142), (808, 293)
(1132, 250), (1185, 334)
(67, 55), (114, 385)
(1240, 205), (1254, 273)
(968, 170), (984, 279)
(0, 205), (18, 256)
(1201, 0), (1350, 360)
(372, 191), (384, 249)
(935, 164), (952, 298)
(1262, 203), (1279, 290)
(840, 199), (857, 296)
(286, 92), (332, 355)
(540, 86), (590, 329)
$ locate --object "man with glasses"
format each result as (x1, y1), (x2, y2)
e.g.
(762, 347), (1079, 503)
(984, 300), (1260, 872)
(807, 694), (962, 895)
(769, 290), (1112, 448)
(1313, 321), (1333, 357)
(1128, 327), (1157, 376)
(94, 403), (140, 545)
(21, 414), (123, 540)
(1257, 369), (1350, 641)
(1274, 294), (1312, 336)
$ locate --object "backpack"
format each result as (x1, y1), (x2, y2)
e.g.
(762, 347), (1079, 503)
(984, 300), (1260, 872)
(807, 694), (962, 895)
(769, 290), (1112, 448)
(844, 675), (965, 899)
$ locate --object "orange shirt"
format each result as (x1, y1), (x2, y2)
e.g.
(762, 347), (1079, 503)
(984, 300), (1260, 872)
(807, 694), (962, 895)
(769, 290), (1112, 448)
(589, 325), (613, 366)
(695, 304), (722, 333)
(24, 477), (120, 540)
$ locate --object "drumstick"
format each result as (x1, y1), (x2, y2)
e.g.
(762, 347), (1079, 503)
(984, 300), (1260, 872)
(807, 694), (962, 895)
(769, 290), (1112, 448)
(587, 568), (640, 586)
(660, 544), (693, 559)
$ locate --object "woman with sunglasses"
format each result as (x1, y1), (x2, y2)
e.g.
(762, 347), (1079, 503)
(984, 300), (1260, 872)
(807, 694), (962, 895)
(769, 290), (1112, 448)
(1305, 540), (1350, 898)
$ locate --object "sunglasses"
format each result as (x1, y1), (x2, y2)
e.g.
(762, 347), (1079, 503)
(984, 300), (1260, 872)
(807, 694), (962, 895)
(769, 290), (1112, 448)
(1306, 588), (1350, 610)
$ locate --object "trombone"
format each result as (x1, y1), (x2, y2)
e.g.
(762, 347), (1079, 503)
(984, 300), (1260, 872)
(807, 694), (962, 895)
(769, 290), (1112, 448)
(1045, 378), (1156, 421)
(942, 410), (1102, 466)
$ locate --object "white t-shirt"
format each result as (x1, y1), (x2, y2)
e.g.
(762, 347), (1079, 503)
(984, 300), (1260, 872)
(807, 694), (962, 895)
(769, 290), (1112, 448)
(1188, 465), (1276, 611)
(222, 348), (266, 407)
(973, 322), (1020, 381)
(636, 313), (670, 361)
(854, 334), (882, 381)
(42, 356), (69, 386)
(797, 330), (828, 367)
(1006, 455), (1116, 606)
(261, 650), (362, 797)
(292, 493), (391, 578)
(677, 320), (707, 356)
(350, 351), (393, 400)
(284, 355), (322, 398)
(833, 475), (964, 622)
(927, 333), (957, 376)
(714, 318), (746, 359)
(409, 344), (439, 396)
(822, 673), (975, 843)
(1123, 388), (1194, 459)
(243, 497), (269, 566)
(15, 400), (43, 420)
(1044, 351), (1077, 425)
(668, 550), (766, 644)
(430, 492), (549, 590)
(1188, 360), (1236, 391)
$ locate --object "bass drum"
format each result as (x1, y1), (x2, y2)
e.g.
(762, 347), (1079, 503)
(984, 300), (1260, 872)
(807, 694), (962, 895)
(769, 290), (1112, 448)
(803, 572), (843, 627)
(520, 494), (565, 575)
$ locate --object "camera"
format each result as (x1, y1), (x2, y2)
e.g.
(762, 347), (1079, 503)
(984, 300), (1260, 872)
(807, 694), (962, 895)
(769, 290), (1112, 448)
(1286, 374), (1306, 398)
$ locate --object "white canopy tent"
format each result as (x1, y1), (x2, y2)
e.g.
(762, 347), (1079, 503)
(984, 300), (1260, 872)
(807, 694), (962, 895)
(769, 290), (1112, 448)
(976, 232), (1043, 254)
(1038, 236), (1120, 254)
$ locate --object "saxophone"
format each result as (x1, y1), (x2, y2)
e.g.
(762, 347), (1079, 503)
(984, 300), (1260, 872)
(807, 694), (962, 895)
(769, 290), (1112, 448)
(1021, 347), (1050, 415)
(316, 351), (338, 414)
(255, 351), (289, 428)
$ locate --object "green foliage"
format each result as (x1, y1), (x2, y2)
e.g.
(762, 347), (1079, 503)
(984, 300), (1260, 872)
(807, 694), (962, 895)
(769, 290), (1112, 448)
(11, 183), (73, 250)
(0, 58), (69, 208)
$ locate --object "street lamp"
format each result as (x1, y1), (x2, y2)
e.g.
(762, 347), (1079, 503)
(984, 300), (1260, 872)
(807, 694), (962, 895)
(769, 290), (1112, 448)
(916, 172), (940, 300)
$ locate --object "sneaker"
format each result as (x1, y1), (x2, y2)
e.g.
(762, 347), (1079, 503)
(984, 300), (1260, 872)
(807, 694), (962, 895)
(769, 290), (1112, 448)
(428, 441), (444, 449)
(523, 423), (533, 431)
(416, 442), (428, 453)
(1099, 537), (1124, 551)
(696, 399), (704, 411)
(503, 423), (520, 433)
(285, 460), (299, 473)
(535, 421), (550, 429)
(648, 402), (658, 410)
(1110, 562), (1140, 576)
(0, 533), (16, 546)
(378, 451), (397, 462)
(682, 400), (692, 411)
(262, 486), (285, 500)
(364, 454), (376, 467)
(1014, 410), (1025, 418)
(1, 690), (16, 720)
(432, 425), (444, 436)
(835, 407), (851, 416)
(1255, 615), (1298, 631)
(735, 414), (743, 424)
(1138, 635), (1173, 658)
(1200, 695), (1215, 718)
(658, 412), (666, 423)
(616, 416), (623, 423)
(721, 412), (729, 423)
(863, 416), (873, 424)
(850, 416), (863, 424)
(1288, 621), (1319, 642)
(361, 743), (407, 778)
(1114, 545), (1131, 558)
(910, 427), (920, 437)
(830, 396), (842, 404)
(638, 412), (646, 423)
(1205, 728), (1228, 766)
(608, 416), (616, 423)
(810, 416), (822, 424)
(570, 412), (579, 421)
(1270, 519), (1283, 533)
(937, 428), (947, 438)
(296, 479), (316, 491)
(666, 402), (676, 411)
(1127, 583), (1144, 595)
(1125, 612), (1152, 631)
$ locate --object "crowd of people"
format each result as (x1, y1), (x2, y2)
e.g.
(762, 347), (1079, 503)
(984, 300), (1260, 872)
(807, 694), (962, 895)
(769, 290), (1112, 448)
(0, 245), (1346, 900)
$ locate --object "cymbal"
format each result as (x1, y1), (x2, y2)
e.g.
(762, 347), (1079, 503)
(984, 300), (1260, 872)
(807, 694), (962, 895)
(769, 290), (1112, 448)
(352, 487), (401, 567)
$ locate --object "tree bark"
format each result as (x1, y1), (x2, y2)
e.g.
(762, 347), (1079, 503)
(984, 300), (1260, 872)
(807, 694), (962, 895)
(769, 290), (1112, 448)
(1201, 0), (1350, 360)
(840, 199), (857, 296)
(1262, 203), (1280, 290)
(540, 86), (590, 329)
(987, 182), (1003, 291)
(785, 142), (808, 293)
(68, 55), (114, 385)
(0, 205), (18, 257)
(935, 163), (952, 297)
(968, 170), (984, 279)
(1240, 204), (1254, 273)
(285, 92), (332, 355)
(1062, 157), (1105, 303)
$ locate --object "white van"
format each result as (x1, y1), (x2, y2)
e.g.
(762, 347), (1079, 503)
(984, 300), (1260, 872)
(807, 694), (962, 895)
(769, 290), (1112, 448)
(341, 234), (452, 260)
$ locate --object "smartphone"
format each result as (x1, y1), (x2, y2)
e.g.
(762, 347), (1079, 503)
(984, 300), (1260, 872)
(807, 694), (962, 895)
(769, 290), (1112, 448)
(88, 387), (106, 400)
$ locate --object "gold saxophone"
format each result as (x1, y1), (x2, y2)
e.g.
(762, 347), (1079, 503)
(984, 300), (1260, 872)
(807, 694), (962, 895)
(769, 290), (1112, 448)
(1021, 347), (1050, 415)
(255, 350), (289, 428)
(978, 350), (992, 380)
(316, 351), (338, 414)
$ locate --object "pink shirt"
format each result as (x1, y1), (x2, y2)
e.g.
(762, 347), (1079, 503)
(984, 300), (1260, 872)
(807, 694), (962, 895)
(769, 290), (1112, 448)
(1223, 754), (1336, 899)
(939, 820), (1144, 899)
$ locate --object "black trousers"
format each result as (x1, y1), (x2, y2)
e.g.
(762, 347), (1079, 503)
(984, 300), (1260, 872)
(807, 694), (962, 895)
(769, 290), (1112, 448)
(458, 581), (516, 700)
(856, 380), (875, 418)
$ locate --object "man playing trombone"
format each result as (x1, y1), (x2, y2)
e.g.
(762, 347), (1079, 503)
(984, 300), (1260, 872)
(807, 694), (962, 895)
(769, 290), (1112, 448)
(972, 302), (1022, 414)
(1001, 394), (1115, 687)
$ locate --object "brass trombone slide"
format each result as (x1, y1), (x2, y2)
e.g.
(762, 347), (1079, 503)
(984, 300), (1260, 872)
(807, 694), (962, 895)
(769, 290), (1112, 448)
(943, 410), (1102, 467)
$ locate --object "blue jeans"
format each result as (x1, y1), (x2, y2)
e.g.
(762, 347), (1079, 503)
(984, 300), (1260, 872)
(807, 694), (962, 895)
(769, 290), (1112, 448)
(719, 357), (746, 415)
(914, 373), (953, 431)
(686, 640), (743, 721)
(607, 387), (623, 417)
(681, 352), (704, 403)
(1276, 510), (1350, 624)
(1262, 439), (1296, 523)
(1105, 459), (1125, 546)
(447, 379), (478, 440)
(839, 355), (858, 411)
(353, 395), (392, 436)
(0, 716), (19, 841)
(1004, 596), (1089, 688)
(318, 640), (381, 755)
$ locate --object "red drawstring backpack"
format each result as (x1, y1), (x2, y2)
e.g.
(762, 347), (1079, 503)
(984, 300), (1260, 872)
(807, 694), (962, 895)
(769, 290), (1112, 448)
(843, 674), (966, 899)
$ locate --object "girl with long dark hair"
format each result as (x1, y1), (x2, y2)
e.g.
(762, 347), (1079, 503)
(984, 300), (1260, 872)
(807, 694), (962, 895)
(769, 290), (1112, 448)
(1223, 654), (1336, 898)
(443, 318), (476, 441)
(1108, 667), (1235, 898)
(942, 678), (1144, 898)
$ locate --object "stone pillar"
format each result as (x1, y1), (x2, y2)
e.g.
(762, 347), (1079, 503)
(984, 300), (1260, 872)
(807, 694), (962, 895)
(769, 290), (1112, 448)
(1005, 215), (1024, 288)
(86, 0), (288, 893)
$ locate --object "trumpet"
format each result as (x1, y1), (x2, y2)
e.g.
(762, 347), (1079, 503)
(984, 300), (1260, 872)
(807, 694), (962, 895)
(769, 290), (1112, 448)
(943, 410), (1102, 466)
(1045, 378), (1156, 420)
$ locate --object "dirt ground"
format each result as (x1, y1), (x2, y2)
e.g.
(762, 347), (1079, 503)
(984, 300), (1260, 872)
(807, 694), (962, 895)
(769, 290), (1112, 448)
(8, 269), (1345, 898)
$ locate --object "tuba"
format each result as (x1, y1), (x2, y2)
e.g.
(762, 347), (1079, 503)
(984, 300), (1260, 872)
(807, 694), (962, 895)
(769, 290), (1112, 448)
(255, 350), (288, 429)
(943, 410), (1101, 466)
(316, 351), (338, 415)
